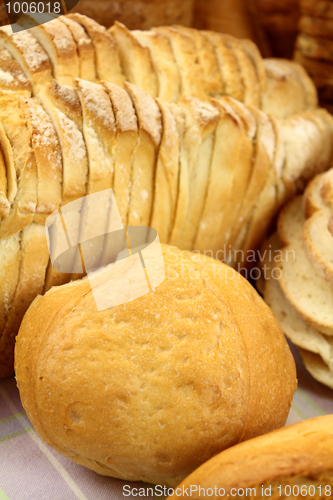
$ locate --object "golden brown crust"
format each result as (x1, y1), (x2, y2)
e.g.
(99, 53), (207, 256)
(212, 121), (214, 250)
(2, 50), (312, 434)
(167, 416), (333, 499)
(15, 245), (296, 485)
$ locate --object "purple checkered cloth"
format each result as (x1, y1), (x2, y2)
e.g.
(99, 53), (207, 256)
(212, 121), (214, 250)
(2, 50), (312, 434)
(0, 345), (332, 500)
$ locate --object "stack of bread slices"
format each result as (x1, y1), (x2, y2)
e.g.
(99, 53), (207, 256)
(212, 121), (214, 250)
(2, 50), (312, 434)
(262, 169), (333, 389)
(1, 13), (333, 378)
(295, 0), (333, 109)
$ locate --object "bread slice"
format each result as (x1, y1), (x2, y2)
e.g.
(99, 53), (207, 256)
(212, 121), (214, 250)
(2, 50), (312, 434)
(73, 79), (117, 274)
(0, 95), (37, 238)
(167, 104), (188, 247)
(262, 59), (307, 117)
(303, 209), (333, 286)
(0, 223), (49, 378)
(172, 26), (224, 98)
(124, 82), (162, 227)
(26, 98), (62, 219)
(221, 34), (260, 107)
(153, 26), (206, 99)
(195, 99), (245, 255)
(150, 98), (179, 243)
(277, 196), (333, 336)
(75, 79), (115, 194)
(203, 31), (244, 102)
(0, 122), (16, 207)
(176, 97), (220, 250)
(0, 231), (21, 378)
(304, 171), (330, 217)
(228, 106), (272, 253)
(0, 144), (9, 217)
(110, 22), (158, 97)
(298, 348), (333, 389)
(67, 13), (124, 85)
(301, 0), (333, 19)
(216, 98), (256, 254)
(36, 82), (88, 204)
(0, 25), (52, 88)
(59, 16), (96, 82)
(102, 82), (138, 227)
(265, 271), (333, 372)
(131, 30), (180, 103)
(297, 33), (333, 62)
(0, 45), (32, 95)
(279, 112), (331, 196)
(299, 15), (333, 41)
(236, 109), (278, 267)
(22, 15), (80, 85)
(241, 39), (267, 104)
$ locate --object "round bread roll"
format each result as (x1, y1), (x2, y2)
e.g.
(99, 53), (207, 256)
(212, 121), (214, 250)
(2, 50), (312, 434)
(15, 245), (296, 486)
(167, 415), (333, 499)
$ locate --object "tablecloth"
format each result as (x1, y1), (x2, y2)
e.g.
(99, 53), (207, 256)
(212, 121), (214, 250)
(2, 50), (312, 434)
(0, 344), (332, 500)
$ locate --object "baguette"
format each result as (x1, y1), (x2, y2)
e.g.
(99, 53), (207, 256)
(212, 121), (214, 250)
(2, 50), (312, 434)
(168, 416), (333, 499)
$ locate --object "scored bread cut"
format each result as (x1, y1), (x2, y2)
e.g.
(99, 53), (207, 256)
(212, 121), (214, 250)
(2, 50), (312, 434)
(131, 30), (180, 103)
(110, 22), (158, 98)
(150, 98), (179, 243)
(68, 13), (124, 85)
(0, 25), (52, 88)
(153, 26), (206, 99)
(0, 223), (48, 378)
(280, 59), (318, 110)
(124, 82), (162, 228)
(0, 45), (32, 95)
(203, 31), (244, 102)
(277, 196), (333, 336)
(59, 16), (96, 82)
(176, 97), (219, 251)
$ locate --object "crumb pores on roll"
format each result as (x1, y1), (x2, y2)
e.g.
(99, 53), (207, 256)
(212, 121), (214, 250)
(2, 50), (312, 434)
(15, 245), (296, 486)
